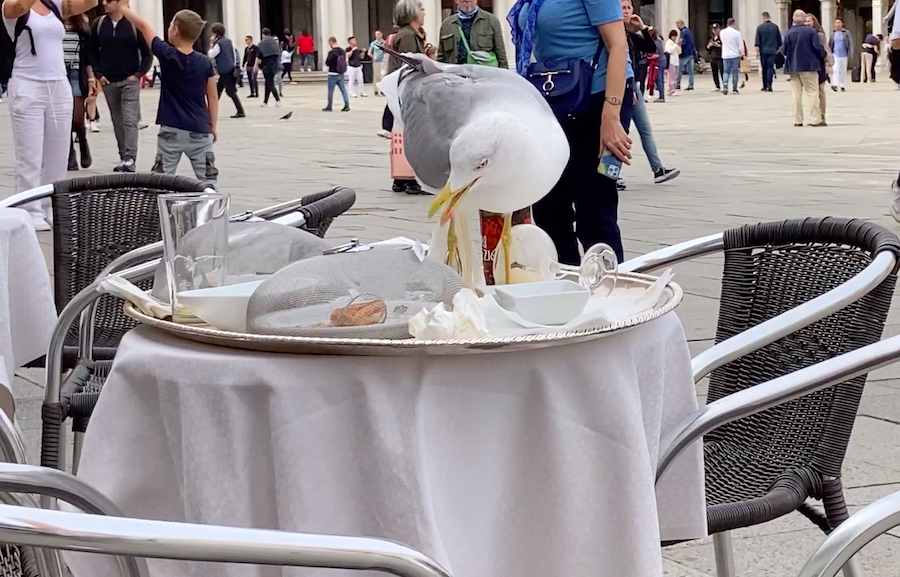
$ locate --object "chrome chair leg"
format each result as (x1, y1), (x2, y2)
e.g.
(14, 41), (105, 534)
(714, 531), (737, 577)
(841, 557), (863, 577)
(72, 431), (84, 474)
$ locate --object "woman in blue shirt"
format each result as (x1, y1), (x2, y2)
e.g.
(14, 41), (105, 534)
(509, 0), (634, 263)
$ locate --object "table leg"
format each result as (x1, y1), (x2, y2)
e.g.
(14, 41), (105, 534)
(714, 531), (736, 577)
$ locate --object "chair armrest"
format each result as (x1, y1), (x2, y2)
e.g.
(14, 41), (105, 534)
(0, 464), (146, 577)
(0, 505), (452, 577)
(798, 490), (900, 577)
(0, 185), (54, 209)
(658, 332), (900, 483)
(691, 250), (897, 382)
(620, 233), (724, 274)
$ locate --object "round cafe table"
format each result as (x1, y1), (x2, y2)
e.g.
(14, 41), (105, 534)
(0, 208), (55, 419)
(67, 312), (706, 577)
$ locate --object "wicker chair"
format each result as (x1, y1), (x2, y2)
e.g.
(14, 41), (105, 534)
(37, 187), (357, 471)
(622, 218), (900, 577)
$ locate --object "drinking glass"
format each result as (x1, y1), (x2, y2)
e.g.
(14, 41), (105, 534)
(158, 192), (230, 318)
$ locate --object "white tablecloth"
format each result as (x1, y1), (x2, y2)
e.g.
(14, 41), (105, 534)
(0, 208), (55, 417)
(69, 313), (706, 577)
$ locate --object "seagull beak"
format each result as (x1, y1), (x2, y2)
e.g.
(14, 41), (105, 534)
(428, 179), (479, 225)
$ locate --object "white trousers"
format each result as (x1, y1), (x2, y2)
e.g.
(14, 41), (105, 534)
(7, 76), (73, 221)
(345, 66), (365, 96)
(832, 56), (849, 88)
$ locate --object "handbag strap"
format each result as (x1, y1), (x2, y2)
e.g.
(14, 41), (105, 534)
(590, 36), (604, 70)
(457, 23), (472, 54)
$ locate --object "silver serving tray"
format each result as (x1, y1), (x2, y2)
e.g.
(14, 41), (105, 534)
(123, 271), (683, 356)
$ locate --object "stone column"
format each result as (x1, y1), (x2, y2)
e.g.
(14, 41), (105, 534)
(775, 0), (790, 34)
(130, 0), (164, 39)
(667, 0), (689, 27)
(820, 0), (834, 34)
(223, 0), (260, 47)
(873, 0), (887, 36)
(422, 0), (441, 55)
(316, 0), (353, 67)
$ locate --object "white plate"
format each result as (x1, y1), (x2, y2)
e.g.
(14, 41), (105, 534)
(177, 281), (264, 333)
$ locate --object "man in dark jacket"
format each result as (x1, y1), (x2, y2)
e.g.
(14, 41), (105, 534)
(243, 36), (260, 98)
(675, 20), (695, 89)
(437, 0), (508, 68)
(783, 10), (825, 126)
(91, 0), (153, 172)
(707, 24), (723, 91)
(208, 24), (245, 118)
(755, 11), (782, 91)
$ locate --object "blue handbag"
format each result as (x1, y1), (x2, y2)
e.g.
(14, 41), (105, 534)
(526, 42), (604, 120)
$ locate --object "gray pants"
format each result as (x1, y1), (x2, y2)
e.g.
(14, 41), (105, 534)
(102, 78), (141, 162)
(151, 126), (218, 189)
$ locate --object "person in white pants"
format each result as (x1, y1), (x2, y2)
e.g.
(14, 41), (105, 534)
(829, 17), (851, 91)
(2, 0), (100, 231)
(345, 36), (366, 97)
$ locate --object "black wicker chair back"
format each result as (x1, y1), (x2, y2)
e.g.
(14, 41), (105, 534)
(704, 218), (900, 533)
(51, 174), (206, 356)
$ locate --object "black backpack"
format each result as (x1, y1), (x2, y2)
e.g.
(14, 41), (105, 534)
(0, 0), (64, 86)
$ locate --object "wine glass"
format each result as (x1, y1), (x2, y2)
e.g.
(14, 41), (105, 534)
(579, 243), (618, 297)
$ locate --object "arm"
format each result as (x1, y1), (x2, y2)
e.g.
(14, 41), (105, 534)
(62, 0), (98, 18)
(598, 21), (631, 163)
(90, 16), (104, 82)
(633, 26), (656, 54)
(208, 42), (221, 58)
(813, 30), (824, 59)
(205, 76), (218, 142)
(2, 0), (38, 18)
(493, 18), (508, 68)
(118, 4), (155, 47)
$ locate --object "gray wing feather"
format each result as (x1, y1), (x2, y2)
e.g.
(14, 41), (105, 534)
(398, 65), (547, 191)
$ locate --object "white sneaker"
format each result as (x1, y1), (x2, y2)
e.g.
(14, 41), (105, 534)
(275, 101), (283, 108)
(891, 180), (900, 223)
(90, 121), (99, 133)
(351, 93), (358, 98)
(360, 93), (368, 97)
(32, 217), (50, 232)
(260, 102), (268, 107)
(377, 130), (391, 139)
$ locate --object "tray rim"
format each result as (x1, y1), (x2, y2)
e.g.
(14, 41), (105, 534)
(123, 271), (683, 356)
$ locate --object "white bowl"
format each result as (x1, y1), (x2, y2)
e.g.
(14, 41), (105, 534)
(493, 280), (590, 326)
(176, 280), (264, 332)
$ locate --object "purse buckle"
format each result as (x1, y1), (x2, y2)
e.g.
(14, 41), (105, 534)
(540, 71), (557, 92)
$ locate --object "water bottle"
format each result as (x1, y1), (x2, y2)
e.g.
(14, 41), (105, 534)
(597, 149), (623, 180)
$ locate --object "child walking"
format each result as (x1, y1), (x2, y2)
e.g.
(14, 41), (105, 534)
(119, 2), (219, 189)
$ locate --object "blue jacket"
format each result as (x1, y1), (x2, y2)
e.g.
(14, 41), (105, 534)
(678, 27), (695, 57)
(782, 24), (824, 74)
(829, 30), (852, 59)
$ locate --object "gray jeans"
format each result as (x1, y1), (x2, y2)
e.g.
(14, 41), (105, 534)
(151, 126), (218, 189)
(102, 78), (141, 162)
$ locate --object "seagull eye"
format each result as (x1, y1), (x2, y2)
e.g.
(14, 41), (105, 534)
(475, 159), (489, 171)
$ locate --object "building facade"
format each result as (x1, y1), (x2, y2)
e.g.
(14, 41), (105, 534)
(131, 0), (893, 70)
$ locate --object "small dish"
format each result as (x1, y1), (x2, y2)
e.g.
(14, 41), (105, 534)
(176, 280), (264, 332)
(493, 280), (590, 326)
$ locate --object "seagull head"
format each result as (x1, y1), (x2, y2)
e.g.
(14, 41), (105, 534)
(429, 112), (539, 224)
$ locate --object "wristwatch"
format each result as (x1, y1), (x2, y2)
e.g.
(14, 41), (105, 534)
(605, 95), (622, 106)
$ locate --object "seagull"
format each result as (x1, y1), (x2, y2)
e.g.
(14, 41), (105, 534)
(279, 111), (293, 120)
(378, 51), (569, 288)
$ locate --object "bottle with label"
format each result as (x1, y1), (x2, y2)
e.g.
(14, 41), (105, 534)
(480, 208), (532, 285)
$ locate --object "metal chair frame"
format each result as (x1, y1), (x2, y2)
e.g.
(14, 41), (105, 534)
(798, 489), (900, 577)
(36, 190), (355, 473)
(622, 220), (899, 577)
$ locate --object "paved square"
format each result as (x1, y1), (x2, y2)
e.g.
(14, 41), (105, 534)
(3, 71), (900, 575)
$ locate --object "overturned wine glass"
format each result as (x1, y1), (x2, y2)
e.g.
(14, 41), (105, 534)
(579, 243), (618, 297)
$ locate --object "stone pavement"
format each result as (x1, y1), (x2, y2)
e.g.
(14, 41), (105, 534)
(3, 71), (900, 575)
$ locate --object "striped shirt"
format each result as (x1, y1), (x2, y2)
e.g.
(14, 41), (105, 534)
(63, 30), (80, 69)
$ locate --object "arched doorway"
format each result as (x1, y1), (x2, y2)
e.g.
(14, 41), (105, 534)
(163, 0), (223, 51)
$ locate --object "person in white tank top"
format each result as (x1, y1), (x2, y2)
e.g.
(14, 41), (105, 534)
(1, 0), (99, 230)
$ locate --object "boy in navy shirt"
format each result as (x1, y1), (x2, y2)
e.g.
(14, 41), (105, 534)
(119, 1), (219, 188)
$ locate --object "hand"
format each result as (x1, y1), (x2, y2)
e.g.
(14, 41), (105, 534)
(211, 126), (218, 143)
(128, 75), (140, 82)
(98, 76), (109, 86)
(626, 15), (645, 32)
(600, 108), (632, 165)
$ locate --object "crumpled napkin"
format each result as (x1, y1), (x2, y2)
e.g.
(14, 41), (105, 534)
(408, 288), (490, 340)
(100, 275), (173, 319)
(370, 237), (428, 262)
(483, 269), (675, 337)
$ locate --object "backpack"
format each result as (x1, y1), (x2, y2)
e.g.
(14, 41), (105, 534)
(0, 0), (64, 85)
(335, 50), (347, 74)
